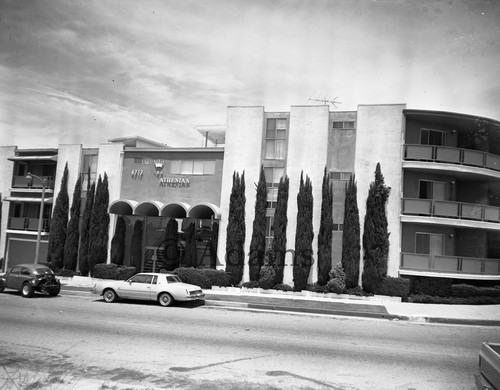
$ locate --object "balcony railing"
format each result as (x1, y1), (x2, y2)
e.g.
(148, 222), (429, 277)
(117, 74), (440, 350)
(8, 217), (50, 232)
(404, 144), (500, 172)
(12, 175), (55, 189)
(402, 198), (500, 223)
(401, 253), (500, 275)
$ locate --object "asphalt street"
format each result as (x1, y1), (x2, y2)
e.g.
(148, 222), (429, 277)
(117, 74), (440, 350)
(0, 291), (498, 389)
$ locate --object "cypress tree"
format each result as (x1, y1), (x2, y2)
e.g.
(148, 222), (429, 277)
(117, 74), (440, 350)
(249, 166), (267, 281)
(362, 163), (391, 293)
(317, 167), (333, 286)
(272, 175), (289, 284)
(294, 172), (314, 291)
(78, 179), (95, 276)
(225, 171), (246, 285)
(63, 175), (82, 270)
(130, 219), (143, 273)
(110, 216), (126, 265)
(88, 173), (110, 276)
(210, 221), (219, 268)
(342, 175), (361, 288)
(163, 218), (179, 271)
(184, 222), (197, 268)
(47, 163), (69, 268)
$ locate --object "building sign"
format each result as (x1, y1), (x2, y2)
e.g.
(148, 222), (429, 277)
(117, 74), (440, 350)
(159, 177), (190, 187)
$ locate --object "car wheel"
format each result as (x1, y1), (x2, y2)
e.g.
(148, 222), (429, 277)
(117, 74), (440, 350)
(21, 283), (34, 298)
(0, 283), (4, 293)
(158, 292), (174, 307)
(103, 289), (117, 303)
(49, 286), (61, 297)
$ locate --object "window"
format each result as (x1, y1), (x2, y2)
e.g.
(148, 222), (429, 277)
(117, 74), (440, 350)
(265, 216), (274, 247)
(332, 121), (355, 129)
(265, 118), (287, 159)
(416, 233), (444, 255)
(170, 160), (216, 175)
(420, 128), (446, 146)
(264, 167), (284, 188)
(81, 154), (98, 190)
(419, 180), (447, 200)
(330, 171), (352, 181)
(332, 224), (344, 231)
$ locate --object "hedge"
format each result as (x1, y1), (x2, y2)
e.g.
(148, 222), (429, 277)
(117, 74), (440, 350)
(451, 284), (500, 298)
(408, 294), (500, 305)
(173, 268), (231, 289)
(373, 276), (410, 298)
(92, 263), (136, 280)
(409, 276), (452, 297)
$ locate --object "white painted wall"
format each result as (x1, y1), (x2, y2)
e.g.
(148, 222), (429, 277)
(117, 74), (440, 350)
(217, 107), (264, 281)
(284, 106), (330, 285)
(0, 146), (16, 261)
(355, 104), (406, 279)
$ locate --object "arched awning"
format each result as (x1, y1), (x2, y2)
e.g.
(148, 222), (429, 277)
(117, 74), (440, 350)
(187, 203), (221, 220)
(160, 202), (190, 218)
(135, 201), (164, 216)
(109, 199), (138, 215)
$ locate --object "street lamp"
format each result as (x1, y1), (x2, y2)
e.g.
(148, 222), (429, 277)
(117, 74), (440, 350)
(25, 172), (46, 264)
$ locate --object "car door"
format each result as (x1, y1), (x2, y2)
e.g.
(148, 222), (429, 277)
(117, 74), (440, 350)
(119, 274), (152, 300)
(5, 266), (22, 290)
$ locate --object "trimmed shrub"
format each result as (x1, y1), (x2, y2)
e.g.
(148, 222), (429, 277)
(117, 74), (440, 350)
(242, 281), (260, 289)
(327, 262), (346, 294)
(274, 283), (293, 292)
(410, 276), (452, 297)
(373, 276), (410, 298)
(451, 284), (500, 298)
(93, 263), (136, 280)
(408, 294), (500, 305)
(259, 263), (276, 290)
(307, 283), (329, 293)
(202, 269), (231, 287)
(173, 267), (211, 289)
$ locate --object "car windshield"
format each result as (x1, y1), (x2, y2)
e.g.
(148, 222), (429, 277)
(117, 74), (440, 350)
(166, 275), (182, 283)
(35, 267), (53, 275)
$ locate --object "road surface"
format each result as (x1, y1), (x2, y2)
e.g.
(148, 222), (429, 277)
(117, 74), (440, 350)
(0, 291), (497, 389)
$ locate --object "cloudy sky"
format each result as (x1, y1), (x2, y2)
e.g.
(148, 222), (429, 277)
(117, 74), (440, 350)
(1, 0), (499, 148)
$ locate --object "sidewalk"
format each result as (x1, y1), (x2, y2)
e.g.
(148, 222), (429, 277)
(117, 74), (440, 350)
(59, 276), (500, 327)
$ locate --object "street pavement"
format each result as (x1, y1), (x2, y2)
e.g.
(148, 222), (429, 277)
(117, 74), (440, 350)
(60, 276), (500, 327)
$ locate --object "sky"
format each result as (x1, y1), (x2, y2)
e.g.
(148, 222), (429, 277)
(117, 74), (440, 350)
(1, 0), (499, 149)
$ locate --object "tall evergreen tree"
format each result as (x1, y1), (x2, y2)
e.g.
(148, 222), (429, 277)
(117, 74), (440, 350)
(78, 178), (95, 276)
(293, 172), (314, 291)
(272, 175), (289, 284)
(317, 167), (333, 286)
(163, 218), (179, 271)
(47, 163), (69, 268)
(249, 166), (268, 281)
(88, 173), (110, 276)
(63, 175), (82, 270)
(184, 222), (197, 267)
(130, 219), (143, 273)
(110, 216), (126, 265)
(225, 171), (246, 285)
(210, 221), (219, 268)
(342, 175), (361, 288)
(362, 163), (391, 293)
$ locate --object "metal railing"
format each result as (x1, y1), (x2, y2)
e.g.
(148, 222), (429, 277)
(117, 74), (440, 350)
(404, 144), (500, 172)
(8, 217), (50, 232)
(12, 175), (55, 189)
(402, 198), (500, 223)
(401, 253), (500, 275)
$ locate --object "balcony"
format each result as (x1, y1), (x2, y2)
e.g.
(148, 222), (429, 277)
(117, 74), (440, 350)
(8, 217), (50, 232)
(402, 198), (500, 223)
(12, 175), (55, 189)
(404, 144), (500, 172)
(401, 253), (500, 278)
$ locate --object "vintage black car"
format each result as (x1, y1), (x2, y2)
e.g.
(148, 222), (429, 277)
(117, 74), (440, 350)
(0, 263), (60, 298)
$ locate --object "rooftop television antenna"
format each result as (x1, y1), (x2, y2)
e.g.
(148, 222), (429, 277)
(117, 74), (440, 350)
(307, 94), (342, 109)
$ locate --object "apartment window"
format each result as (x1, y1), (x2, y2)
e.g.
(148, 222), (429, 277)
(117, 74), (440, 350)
(170, 160), (216, 175)
(330, 171), (352, 181)
(419, 180), (447, 200)
(416, 233), (444, 256)
(420, 128), (446, 146)
(265, 216), (274, 247)
(264, 167), (284, 188)
(81, 154), (98, 190)
(265, 118), (287, 159)
(332, 224), (344, 231)
(332, 121), (355, 129)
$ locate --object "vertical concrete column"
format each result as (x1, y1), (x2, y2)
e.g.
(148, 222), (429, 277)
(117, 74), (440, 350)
(355, 104), (406, 280)
(0, 146), (16, 264)
(218, 107), (264, 283)
(284, 106), (330, 286)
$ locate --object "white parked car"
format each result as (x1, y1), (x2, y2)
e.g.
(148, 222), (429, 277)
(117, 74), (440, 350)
(91, 273), (205, 307)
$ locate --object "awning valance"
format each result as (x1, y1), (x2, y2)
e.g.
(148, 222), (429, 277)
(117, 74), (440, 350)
(4, 196), (53, 203)
(8, 156), (58, 161)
